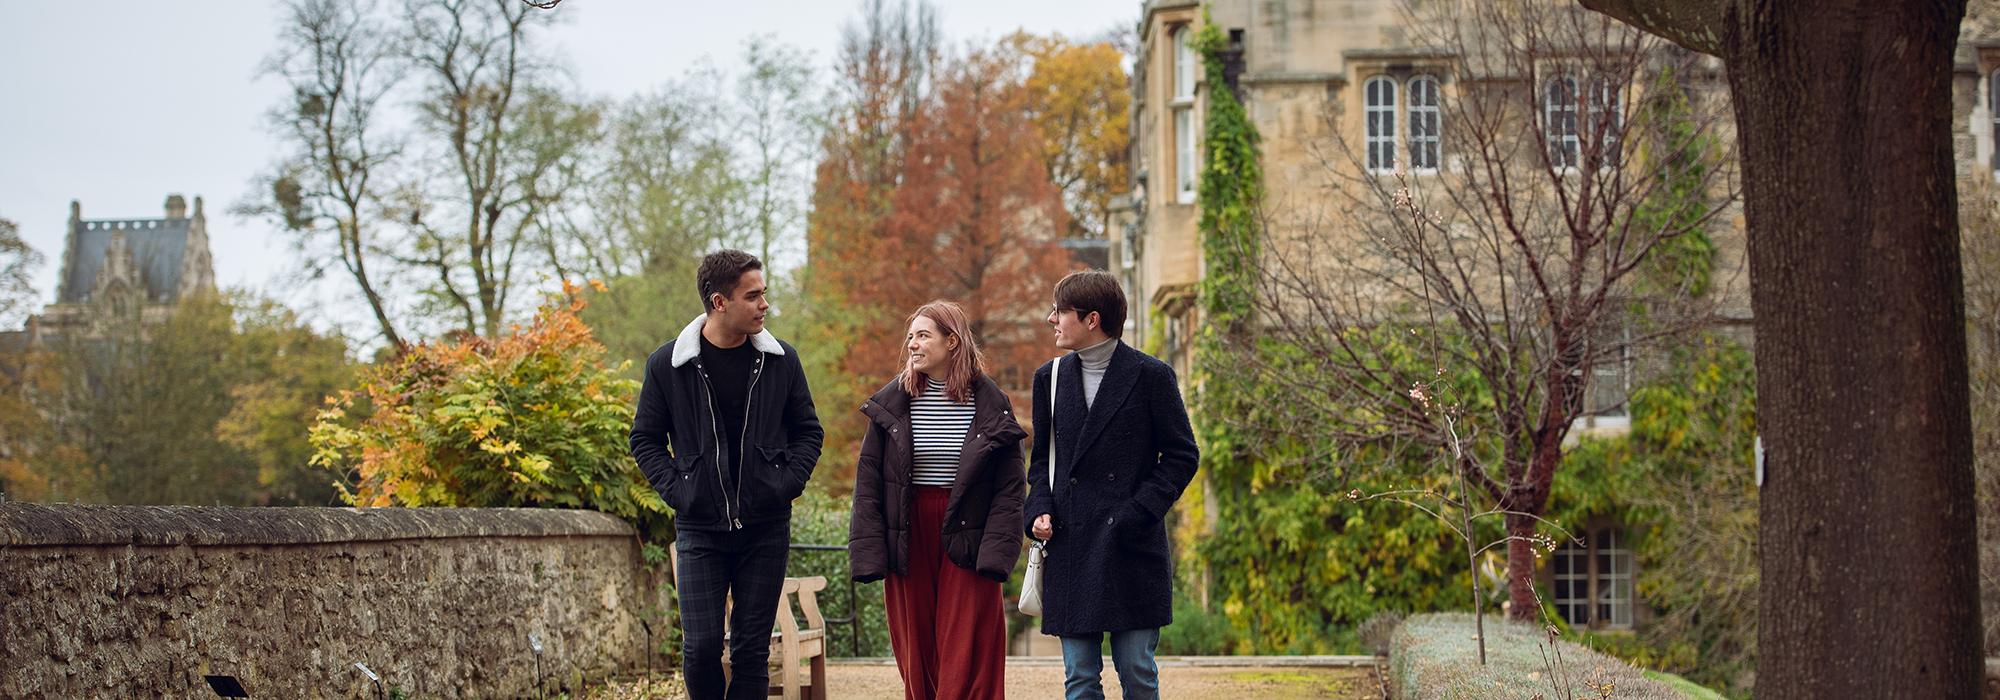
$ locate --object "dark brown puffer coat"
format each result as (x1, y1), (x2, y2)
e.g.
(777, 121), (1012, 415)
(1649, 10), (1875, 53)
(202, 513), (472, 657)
(848, 374), (1027, 582)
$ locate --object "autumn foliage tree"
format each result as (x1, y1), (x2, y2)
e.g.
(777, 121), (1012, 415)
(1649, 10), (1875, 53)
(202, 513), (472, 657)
(800, 0), (940, 483)
(1012, 33), (1132, 239)
(802, 1), (1104, 487)
(870, 48), (1073, 396)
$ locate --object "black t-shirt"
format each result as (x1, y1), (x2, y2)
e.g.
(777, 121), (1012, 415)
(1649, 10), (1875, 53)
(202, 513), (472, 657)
(700, 335), (761, 490)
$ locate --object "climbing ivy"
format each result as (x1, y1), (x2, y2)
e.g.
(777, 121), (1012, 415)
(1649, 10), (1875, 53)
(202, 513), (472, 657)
(1175, 11), (1477, 653)
(1631, 66), (1719, 299)
(1551, 336), (1758, 698)
(1189, 11), (1261, 333)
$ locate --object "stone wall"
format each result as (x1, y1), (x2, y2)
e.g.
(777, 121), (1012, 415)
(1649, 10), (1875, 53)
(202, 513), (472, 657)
(0, 504), (662, 698)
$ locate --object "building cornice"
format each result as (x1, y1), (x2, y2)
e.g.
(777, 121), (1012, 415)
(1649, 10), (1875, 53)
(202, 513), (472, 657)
(1140, 0), (1201, 42)
(1241, 71), (1347, 88)
(1340, 46), (1456, 62)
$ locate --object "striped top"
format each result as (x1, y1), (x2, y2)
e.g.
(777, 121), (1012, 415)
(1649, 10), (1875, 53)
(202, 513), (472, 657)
(909, 377), (975, 486)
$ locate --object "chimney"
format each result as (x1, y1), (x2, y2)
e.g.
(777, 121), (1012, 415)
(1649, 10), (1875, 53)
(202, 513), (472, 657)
(165, 194), (187, 219)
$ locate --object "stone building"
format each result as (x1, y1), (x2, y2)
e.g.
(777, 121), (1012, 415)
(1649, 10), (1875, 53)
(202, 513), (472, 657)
(1115, 0), (1999, 637)
(22, 194), (216, 344)
(1111, 0), (1751, 635)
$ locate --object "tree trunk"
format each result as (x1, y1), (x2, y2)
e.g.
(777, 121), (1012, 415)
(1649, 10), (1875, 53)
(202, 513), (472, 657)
(1579, 1), (1983, 694)
(1723, 2), (1982, 697)
(1506, 511), (1539, 622)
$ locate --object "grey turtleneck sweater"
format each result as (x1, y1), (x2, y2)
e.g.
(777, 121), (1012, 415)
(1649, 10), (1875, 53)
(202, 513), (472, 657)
(1077, 337), (1119, 409)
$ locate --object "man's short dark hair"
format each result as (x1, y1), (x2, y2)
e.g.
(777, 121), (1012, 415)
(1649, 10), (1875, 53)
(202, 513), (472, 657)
(1054, 270), (1127, 339)
(696, 249), (764, 311)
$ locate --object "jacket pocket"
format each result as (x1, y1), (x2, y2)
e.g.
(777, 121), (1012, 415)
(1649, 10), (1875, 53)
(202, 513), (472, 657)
(665, 453), (718, 524)
(750, 444), (802, 504)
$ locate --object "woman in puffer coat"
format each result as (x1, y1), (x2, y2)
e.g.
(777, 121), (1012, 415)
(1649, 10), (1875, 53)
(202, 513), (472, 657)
(849, 300), (1027, 700)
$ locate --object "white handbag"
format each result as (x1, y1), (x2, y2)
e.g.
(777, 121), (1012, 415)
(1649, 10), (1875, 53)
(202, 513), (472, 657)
(1017, 355), (1058, 617)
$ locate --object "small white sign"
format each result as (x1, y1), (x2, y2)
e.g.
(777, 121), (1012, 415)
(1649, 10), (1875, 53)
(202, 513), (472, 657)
(354, 662), (379, 682)
(529, 633), (543, 654)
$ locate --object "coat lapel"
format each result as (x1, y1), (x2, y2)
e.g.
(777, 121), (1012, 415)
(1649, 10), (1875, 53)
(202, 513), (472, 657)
(1054, 354), (1088, 482)
(1073, 343), (1140, 463)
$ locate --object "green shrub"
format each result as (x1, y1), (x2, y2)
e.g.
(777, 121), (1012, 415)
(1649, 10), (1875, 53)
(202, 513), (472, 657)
(1159, 584), (1242, 655)
(1389, 613), (1695, 700)
(309, 293), (669, 540)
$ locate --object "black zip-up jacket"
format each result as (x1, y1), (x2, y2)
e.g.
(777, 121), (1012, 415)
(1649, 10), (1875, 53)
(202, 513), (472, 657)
(630, 315), (824, 532)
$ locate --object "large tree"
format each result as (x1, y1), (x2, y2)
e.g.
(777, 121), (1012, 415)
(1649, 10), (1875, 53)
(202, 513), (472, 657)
(1011, 33), (1132, 239)
(254, 0), (408, 349)
(12, 294), (352, 506)
(874, 47), (1073, 393)
(799, 0), (941, 480)
(1578, 0), (1983, 696)
(735, 36), (819, 270)
(395, 0), (571, 338)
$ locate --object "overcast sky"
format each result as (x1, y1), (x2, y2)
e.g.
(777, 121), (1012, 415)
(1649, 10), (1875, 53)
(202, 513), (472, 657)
(0, 0), (1140, 336)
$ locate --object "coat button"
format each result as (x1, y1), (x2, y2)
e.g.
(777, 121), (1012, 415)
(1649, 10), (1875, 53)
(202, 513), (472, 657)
(1106, 517), (1116, 526)
(1068, 478), (1077, 486)
(959, 520), (967, 526)
(1108, 474), (1116, 481)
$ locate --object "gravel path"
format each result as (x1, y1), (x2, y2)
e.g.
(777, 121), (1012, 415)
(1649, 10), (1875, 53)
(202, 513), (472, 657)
(826, 661), (1381, 699)
(579, 660), (1382, 699)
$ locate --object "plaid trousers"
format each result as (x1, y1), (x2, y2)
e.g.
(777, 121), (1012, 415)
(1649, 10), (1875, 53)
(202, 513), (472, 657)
(676, 519), (791, 700)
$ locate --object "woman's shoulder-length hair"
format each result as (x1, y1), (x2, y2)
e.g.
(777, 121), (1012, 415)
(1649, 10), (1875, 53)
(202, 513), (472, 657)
(901, 300), (986, 403)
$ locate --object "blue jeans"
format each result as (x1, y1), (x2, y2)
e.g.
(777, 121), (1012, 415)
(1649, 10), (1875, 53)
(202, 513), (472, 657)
(1059, 628), (1161, 700)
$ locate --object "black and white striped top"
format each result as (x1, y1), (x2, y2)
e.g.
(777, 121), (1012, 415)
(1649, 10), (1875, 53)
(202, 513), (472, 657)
(909, 377), (975, 486)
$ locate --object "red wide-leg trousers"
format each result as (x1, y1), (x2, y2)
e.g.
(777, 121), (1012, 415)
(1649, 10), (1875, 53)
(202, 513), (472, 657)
(885, 486), (1007, 700)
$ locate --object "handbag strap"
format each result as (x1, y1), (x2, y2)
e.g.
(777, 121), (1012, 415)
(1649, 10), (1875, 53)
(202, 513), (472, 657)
(1049, 355), (1059, 492)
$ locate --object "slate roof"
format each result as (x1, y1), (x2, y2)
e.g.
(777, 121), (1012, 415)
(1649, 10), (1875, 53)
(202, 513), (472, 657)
(59, 217), (191, 304)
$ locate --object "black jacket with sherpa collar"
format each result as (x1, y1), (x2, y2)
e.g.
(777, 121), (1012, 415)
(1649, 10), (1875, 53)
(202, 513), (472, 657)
(630, 314), (824, 532)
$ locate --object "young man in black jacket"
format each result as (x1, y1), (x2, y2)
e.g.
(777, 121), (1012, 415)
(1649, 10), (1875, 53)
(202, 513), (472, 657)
(630, 250), (823, 700)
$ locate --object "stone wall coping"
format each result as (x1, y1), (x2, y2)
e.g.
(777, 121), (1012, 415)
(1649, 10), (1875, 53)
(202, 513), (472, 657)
(0, 503), (637, 547)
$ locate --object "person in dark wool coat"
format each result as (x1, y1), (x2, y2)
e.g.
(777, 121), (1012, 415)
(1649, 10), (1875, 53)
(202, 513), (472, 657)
(1025, 270), (1200, 700)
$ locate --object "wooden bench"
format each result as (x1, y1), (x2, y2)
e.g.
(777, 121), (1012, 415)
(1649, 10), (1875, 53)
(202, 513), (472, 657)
(757, 576), (829, 700)
(672, 550), (829, 700)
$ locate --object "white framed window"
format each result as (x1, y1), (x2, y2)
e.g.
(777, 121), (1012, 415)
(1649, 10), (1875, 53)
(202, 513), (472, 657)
(1172, 26), (1198, 204)
(1545, 75), (1580, 169)
(1407, 75), (1442, 171)
(1596, 529), (1634, 628)
(1365, 75), (1398, 173)
(1173, 27), (1196, 102)
(1175, 108), (1197, 203)
(1552, 535), (1592, 626)
(1552, 525), (1635, 630)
